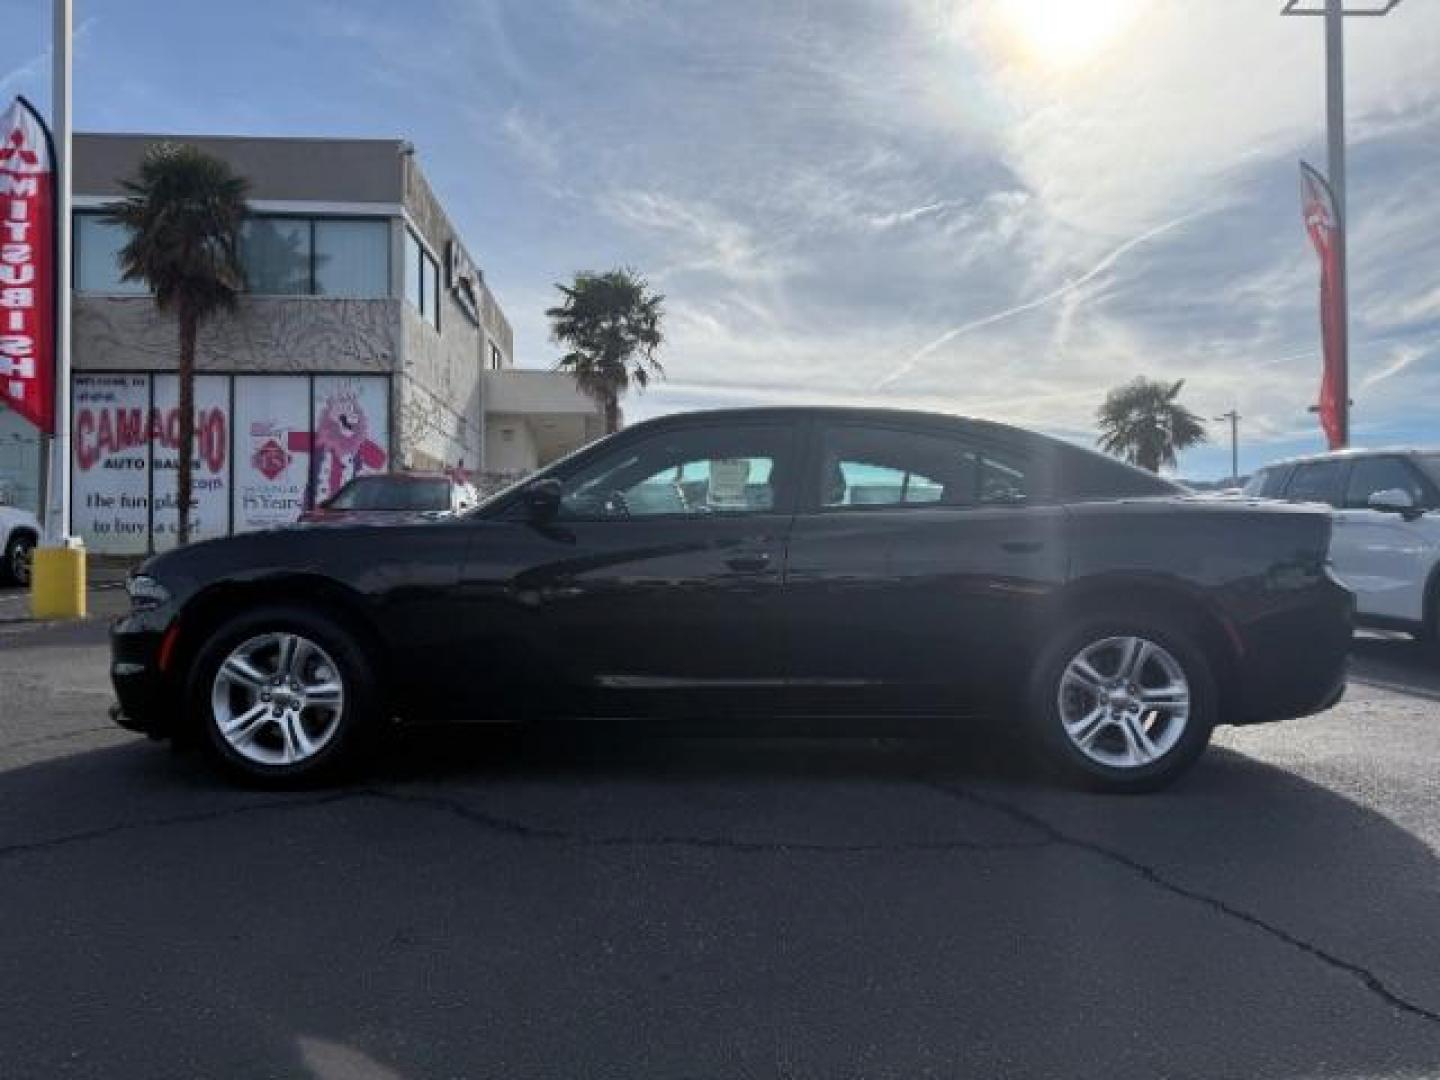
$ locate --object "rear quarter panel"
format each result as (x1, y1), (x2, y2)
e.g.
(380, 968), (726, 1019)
(1064, 498), (1350, 722)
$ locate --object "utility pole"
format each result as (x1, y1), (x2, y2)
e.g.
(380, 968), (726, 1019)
(1214, 411), (1241, 484)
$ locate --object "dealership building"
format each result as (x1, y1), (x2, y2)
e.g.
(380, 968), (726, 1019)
(0, 133), (604, 553)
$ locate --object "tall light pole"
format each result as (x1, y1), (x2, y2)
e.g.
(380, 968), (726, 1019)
(1282, 0), (1407, 448)
(50, 0), (72, 545)
(1214, 410), (1241, 483)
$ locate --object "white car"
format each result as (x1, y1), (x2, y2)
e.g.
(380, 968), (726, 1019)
(0, 500), (40, 587)
(1243, 449), (1440, 639)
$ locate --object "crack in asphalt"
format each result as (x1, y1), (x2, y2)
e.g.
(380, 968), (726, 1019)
(0, 781), (1050, 863)
(359, 786), (1053, 855)
(0, 791), (357, 861)
(5, 770), (1437, 1029)
(927, 782), (1440, 1028)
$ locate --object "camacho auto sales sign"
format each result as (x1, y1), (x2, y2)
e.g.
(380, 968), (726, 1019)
(0, 97), (55, 434)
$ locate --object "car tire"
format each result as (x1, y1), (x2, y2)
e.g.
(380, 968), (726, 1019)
(187, 604), (381, 786)
(1026, 612), (1217, 794)
(3, 531), (35, 587)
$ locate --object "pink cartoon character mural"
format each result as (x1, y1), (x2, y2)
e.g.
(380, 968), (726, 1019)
(308, 385), (387, 505)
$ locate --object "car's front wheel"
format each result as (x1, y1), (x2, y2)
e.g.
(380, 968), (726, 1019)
(1027, 614), (1216, 793)
(188, 606), (380, 785)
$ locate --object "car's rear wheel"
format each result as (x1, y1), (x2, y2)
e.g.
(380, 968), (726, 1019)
(188, 605), (380, 785)
(3, 531), (35, 587)
(1027, 614), (1216, 793)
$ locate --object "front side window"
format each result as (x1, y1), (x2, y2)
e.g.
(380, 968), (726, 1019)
(1344, 456), (1432, 510)
(328, 477), (449, 511)
(816, 424), (1028, 510)
(1284, 461), (1346, 506)
(558, 425), (791, 519)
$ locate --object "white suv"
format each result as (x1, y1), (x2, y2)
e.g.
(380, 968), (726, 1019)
(0, 499), (40, 587)
(1244, 449), (1440, 639)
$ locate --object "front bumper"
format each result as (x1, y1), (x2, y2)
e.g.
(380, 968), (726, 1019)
(109, 607), (178, 736)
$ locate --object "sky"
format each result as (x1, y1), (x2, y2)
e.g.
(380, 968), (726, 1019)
(3, 0), (1439, 479)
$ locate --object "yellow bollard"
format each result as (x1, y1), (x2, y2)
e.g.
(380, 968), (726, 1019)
(30, 542), (88, 620)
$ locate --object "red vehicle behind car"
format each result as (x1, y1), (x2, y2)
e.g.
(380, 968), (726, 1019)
(298, 472), (479, 525)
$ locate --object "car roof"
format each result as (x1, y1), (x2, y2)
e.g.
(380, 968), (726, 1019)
(1256, 447), (1440, 471)
(348, 471), (455, 482)
(626, 406), (1034, 441)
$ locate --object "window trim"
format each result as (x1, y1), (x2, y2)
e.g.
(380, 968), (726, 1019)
(799, 420), (1034, 516)
(539, 420), (800, 523)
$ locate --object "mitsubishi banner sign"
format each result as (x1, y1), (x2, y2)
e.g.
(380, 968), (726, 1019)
(0, 97), (55, 435)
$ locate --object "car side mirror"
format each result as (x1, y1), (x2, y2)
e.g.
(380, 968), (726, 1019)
(1368, 488), (1417, 516)
(523, 478), (563, 522)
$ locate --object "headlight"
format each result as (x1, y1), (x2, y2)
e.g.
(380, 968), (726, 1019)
(126, 574), (171, 611)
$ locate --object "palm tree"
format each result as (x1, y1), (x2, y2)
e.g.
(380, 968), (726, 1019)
(1096, 377), (1208, 473)
(547, 268), (664, 433)
(109, 143), (249, 545)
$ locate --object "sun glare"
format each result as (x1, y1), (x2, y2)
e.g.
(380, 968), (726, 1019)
(996, 0), (1138, 70)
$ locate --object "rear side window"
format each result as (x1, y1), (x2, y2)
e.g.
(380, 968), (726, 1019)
(815, 424), (1028, 510)
(1343, 456), (1433, 510)
(1284, 461), (1346, 507)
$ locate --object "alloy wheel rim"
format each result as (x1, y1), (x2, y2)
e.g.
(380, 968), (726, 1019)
(13, 541), (32, 585)
(1057, 635), (1190, 770)
(210, 632), (345, 766)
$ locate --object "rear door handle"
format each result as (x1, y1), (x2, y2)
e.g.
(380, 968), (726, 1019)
(1001, 540), (1045, 554)
(726, 552), (773, 573)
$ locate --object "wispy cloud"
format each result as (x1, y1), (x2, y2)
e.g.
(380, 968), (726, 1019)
(500, 106), (559, 174)
(874, 209), (1204, 390)
(1361, 344), (1426, 390)
(0, 16), (98, 95)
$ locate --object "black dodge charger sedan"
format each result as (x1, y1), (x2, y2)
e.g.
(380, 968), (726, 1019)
(111, 408), (1352, 792)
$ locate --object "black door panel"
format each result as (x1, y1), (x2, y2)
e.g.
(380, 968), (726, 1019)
(785, 506), (1067, 715)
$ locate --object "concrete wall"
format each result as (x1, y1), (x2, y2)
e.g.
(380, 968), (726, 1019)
(484, 414), (541, 476)
(75, 134), (406, 205)
(397, 157), (503, 472)
(73, 296), (401, 374)
(398, 305), (482, 472)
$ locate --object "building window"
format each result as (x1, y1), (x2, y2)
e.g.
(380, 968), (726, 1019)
(404, 227), (440, 331)
(236, 215), (389, 297)
(314, 219), (389, 298)
(240, 217), (311, 295)
(74, 214), (148, 294)
(489, 342), (505, 370)
(404, 229), (422, 311)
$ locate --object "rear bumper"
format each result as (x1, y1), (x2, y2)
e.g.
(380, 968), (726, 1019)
(1231, 573), (1354, 724)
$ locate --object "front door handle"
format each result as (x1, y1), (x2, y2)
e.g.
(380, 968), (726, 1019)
(726, 552), (773, 573)
(1001, 540), (1045, 554)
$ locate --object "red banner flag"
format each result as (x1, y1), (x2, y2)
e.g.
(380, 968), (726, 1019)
(1300, 162), (1343, 451)
(0, 97), (55, 434)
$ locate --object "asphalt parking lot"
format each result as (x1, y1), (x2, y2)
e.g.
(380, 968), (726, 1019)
(3, 585), (1440, 1079)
